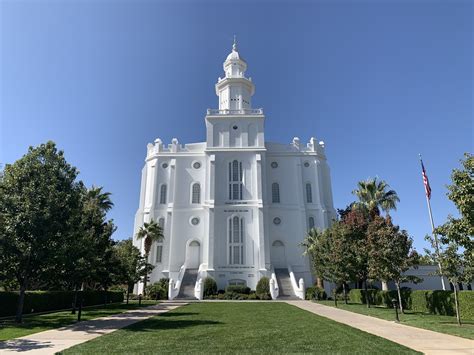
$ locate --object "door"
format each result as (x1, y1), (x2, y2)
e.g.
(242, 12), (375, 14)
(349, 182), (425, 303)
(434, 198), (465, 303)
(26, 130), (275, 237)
(187, 240), (200, 269)
(271, 240), (286, 268)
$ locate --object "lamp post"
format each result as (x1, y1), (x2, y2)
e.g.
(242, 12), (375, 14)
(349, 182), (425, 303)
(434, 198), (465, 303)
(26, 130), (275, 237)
(391, 298), (399, 323)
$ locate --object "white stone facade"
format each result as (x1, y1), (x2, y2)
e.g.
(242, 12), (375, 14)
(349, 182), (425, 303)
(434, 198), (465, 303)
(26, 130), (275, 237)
(133, 42), (336, 296)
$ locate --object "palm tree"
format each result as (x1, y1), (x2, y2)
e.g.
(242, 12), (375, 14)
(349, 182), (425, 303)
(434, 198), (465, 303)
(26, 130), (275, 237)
(302, 228), (325, 289)
(86, 186), (114, 213)
(353, 177), (399, 291)
(136, 220), (164, 292)
(352, 177), (399, 218)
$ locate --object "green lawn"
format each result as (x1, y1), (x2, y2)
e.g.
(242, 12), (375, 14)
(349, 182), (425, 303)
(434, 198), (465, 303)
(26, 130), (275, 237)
(0, 300), (158, 341)
(61, 302), (418, 354)
(316, 300), (474, 340)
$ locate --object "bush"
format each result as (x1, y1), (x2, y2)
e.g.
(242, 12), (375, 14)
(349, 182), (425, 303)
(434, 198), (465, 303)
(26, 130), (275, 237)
(459, 291), (474, 319)
(256, 277), (271, 300)
(0, 290), (124, 317)
(347, 288), (473, 317)
(306, 286), (327, 301)
(203, 277), (217, 298)
(225, 285), (251, 294)
(145, 283), (167, 300)
(157, 278), (170, 292)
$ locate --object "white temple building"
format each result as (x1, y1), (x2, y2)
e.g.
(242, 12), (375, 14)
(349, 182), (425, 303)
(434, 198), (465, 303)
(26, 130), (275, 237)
(133, 41), (336, 299)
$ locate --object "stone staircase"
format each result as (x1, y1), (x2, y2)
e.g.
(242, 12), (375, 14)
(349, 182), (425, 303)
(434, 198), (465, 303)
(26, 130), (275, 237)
(275, 268), (298, 300)
(176, 268), (198, 300)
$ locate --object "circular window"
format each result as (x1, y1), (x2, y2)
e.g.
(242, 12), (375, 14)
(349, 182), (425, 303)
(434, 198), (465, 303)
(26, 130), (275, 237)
(304, 162), (310, 168)
(193, 161), (201, 169)
(271, 162), (278, 169)
(233, 125), (238, 130)
(273, 217), (281, 225)
(162, 162), (169, 169)
(191, 217), (200, 226)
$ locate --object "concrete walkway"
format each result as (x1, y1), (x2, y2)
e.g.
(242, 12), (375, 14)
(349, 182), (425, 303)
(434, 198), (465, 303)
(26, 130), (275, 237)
(287, 300), (474, 355)
(0, 301), (186, 354)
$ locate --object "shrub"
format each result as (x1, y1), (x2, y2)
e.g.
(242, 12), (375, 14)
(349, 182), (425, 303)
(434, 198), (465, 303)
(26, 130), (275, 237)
(225, 285), (251, 294)
(459, 291), (474, 319)
(306, 286), (327, 301)
(0, 290), (124, 317)
(203, 277), (218, 298)
(256, 277), (271, 299)
(157, 278), (170, 292)
(248, 292), (258, 300)
(145, 283), (167, 300)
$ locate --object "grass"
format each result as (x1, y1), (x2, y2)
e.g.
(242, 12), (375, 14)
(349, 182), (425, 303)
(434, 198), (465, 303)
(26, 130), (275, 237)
(316, 300), (474, 340)
(0, 300), (159, 341)
(61, 302), (419, 354)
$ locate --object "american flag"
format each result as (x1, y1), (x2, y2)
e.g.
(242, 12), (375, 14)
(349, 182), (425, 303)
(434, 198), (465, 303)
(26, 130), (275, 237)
(420, 158), (432, 199)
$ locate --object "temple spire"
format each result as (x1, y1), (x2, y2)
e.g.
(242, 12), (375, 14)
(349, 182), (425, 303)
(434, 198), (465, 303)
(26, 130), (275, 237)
(233, 35), (237, 51)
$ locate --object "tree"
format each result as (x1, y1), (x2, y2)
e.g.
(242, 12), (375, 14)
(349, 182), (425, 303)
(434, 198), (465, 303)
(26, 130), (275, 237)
(367, 216), (421, 313)
(136, 220), (164, 291)
(0, 142), (82, 322)
(425, 237), (471, 326)
(303, 222), (356, 306)
(435, 153), (473, 258)
(352, 177), (400, 218)
(430, 153), (474, 326)
(115, 238), (150, 303)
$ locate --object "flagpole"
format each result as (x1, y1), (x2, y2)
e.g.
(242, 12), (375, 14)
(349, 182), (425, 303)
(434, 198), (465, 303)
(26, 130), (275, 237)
(419, 154), (446, 291)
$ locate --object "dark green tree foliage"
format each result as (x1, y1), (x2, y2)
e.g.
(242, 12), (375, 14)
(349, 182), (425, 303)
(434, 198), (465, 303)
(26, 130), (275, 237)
(256, 277), (271, 300)
(367, 216), (420, 313)
(114, 238), (150, 303)
(0, 142), (82, 322)
(203, 277), (217, 298)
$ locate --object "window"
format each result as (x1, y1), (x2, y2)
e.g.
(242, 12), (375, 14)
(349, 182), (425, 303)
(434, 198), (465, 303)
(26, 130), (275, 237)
(155, 243), (163, 263)
(193, 161), (201, 169)
(160, 184), (167, 204)
(306, 183), (313, 203)
(272, 183), (280, 203)
(273, 217), (281, 225)
(191, 217), (200, 225)
(228, 279), (246, 286)
(309, 217), (315, 229)
(192, 183), (201, 204)
(304, 162), (310, 168)
(271, 161), (278, 168)
(228, 216), (244, 265)
(228, 160), (243, 200)
(158, 217), (165, 229)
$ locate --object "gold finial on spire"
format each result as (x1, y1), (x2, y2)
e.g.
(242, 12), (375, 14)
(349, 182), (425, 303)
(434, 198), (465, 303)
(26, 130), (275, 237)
(233, 35), (237, 51)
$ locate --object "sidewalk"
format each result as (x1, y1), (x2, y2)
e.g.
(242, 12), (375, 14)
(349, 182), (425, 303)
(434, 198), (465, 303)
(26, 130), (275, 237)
(287, 300), (474, 355)
(0, 301), (186, 354)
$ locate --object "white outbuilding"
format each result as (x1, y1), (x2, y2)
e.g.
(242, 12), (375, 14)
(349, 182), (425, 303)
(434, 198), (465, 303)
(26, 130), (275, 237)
(133, 41), (336, 300)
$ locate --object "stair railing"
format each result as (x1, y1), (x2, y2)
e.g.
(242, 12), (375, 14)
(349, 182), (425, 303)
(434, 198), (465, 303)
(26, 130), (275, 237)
(194, 263), (206, 300)
(287, 265), (305, 300)
(168, 264), (186, 300)
(269, 266), (279, 300)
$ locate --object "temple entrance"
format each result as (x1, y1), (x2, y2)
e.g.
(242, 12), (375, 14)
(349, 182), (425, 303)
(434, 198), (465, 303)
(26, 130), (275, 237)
(186, 240), (200, 269)
(271, 240), (286, 268)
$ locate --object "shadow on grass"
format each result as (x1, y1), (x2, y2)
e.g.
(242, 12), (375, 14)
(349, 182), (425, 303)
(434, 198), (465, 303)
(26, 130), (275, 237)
(157, 312), (199, 318)
(0, 338), (54, 352)
(121, 318), (222, 332)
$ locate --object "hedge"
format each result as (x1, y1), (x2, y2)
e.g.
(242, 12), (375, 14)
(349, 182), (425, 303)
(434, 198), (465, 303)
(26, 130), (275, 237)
(305, 286), (327, 301)
(347, 289), (474, 318)
(0, 290), (124, 317)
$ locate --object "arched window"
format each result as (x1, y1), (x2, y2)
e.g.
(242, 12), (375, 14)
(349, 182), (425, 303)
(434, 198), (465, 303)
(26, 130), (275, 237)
(158, 217), (165, 229)
(228, 160), (243, 200)
(308, 217), (315, 229)
(272, 183), (280, 203)
(155, 242), (163, 263)
(160, 184), (167, 204)
(191, 183), (201, 204)
(306, 183), (313, 203)
(228, 216), (244, 265)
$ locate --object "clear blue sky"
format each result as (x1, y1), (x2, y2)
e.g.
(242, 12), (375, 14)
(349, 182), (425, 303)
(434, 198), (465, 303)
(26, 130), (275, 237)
(1, 1), (472, 253)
